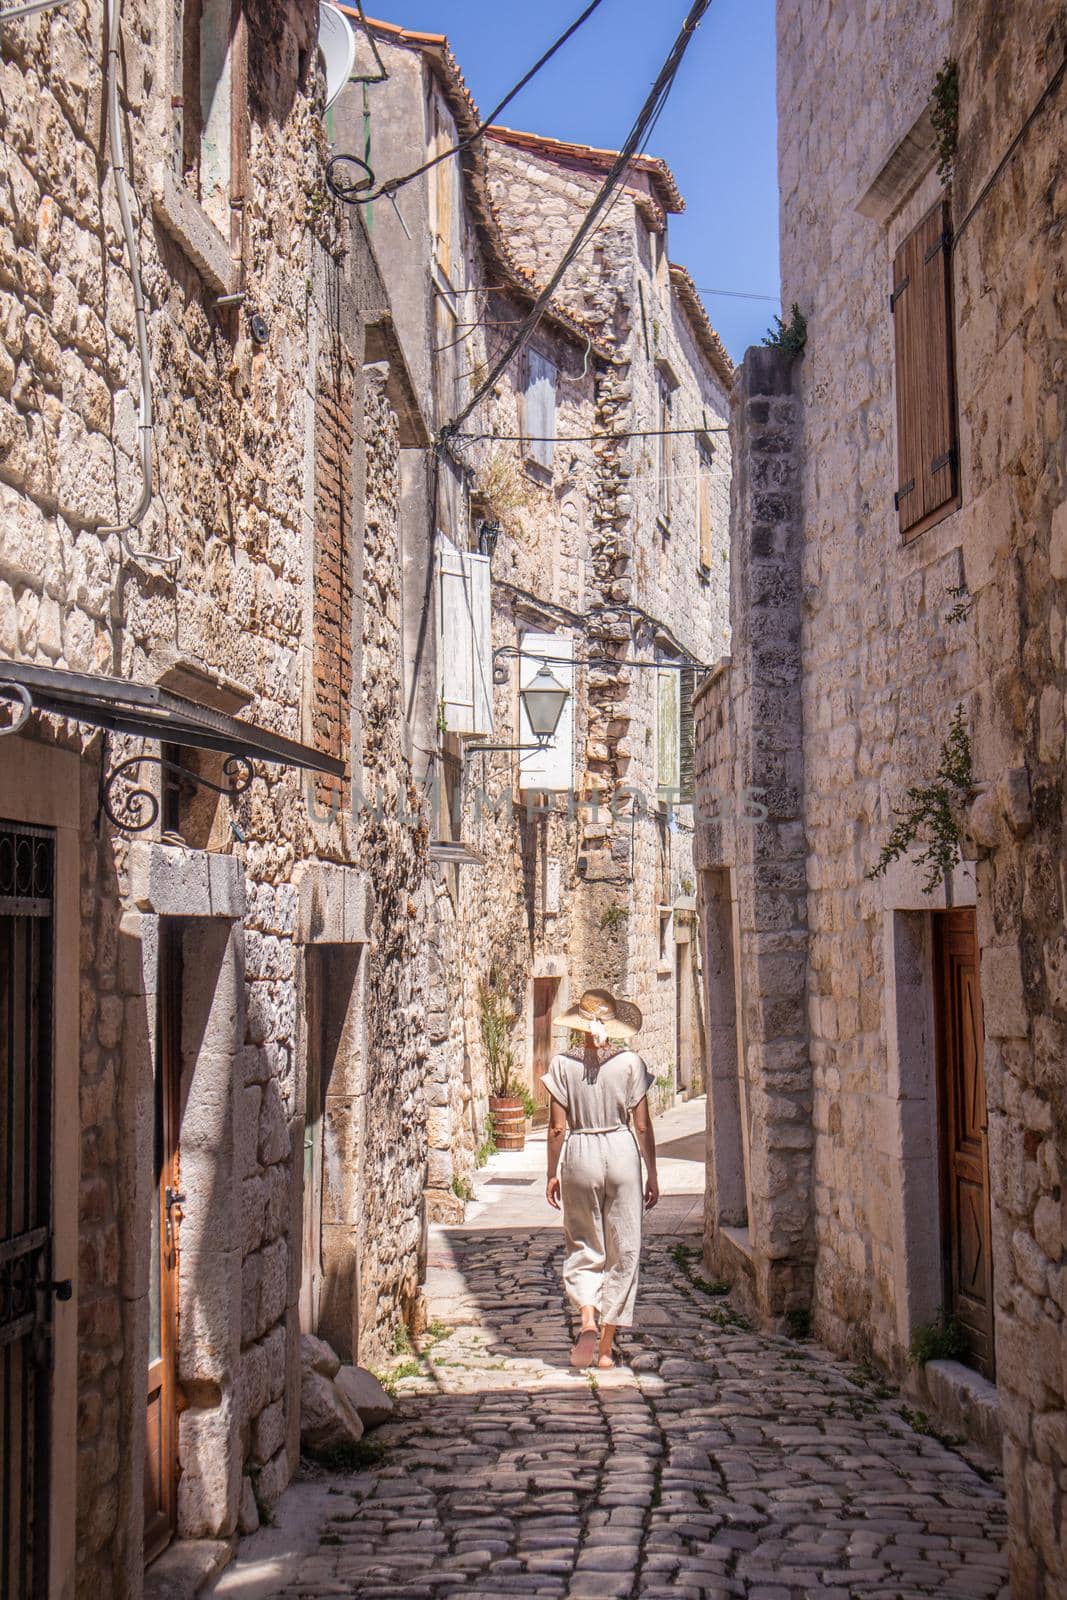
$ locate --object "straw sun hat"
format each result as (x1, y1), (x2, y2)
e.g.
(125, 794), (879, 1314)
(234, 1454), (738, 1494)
(554, 987), (643, 1044)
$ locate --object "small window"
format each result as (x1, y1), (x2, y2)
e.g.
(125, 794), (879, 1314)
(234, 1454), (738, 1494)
(523, 351), (557, 472)
(891, 200), (959, 540)
(656, 369), (673, 526)
(182, 0), (247, 239)
(698, 440), (714, 570)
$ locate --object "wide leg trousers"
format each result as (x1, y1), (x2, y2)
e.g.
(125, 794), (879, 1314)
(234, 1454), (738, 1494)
(559, 1126), (644, 1326)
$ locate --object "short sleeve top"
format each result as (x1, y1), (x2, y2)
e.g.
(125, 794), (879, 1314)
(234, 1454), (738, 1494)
(540, 1048), (655, 1132)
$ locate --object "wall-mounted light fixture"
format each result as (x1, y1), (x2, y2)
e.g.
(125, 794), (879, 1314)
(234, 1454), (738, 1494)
(465, 662), (570, 759)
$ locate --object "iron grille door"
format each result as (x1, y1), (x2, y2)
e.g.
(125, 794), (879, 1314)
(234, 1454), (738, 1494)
(0, 820), (55, 1600)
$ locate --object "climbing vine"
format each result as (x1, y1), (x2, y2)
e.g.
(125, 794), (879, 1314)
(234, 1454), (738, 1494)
(866, 705), (974, 893)
(931, 57), (960, 184)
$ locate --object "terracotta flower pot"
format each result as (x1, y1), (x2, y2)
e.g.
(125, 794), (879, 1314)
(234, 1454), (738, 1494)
(489, 1095), (526, 1151)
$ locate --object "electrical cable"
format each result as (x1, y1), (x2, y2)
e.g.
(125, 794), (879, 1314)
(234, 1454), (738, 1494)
(448, 425), (729, 443)
(437, 0), (712, 446)
(695, 286), (780, 301)
(99, 0), (175, 566)
(327, 0), (607, 203)
(361, 0), (607, 204)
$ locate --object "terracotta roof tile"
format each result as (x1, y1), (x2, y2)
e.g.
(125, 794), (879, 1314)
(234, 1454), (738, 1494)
(486, 124), (685, 216)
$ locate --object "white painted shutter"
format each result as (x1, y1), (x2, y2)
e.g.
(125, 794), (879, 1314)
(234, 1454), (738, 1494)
(437, 536), (493, 737)
(518, 632), (573, 792)
(467, 547), (493, 737)
(657, 665), (681, 802)
(525, 352), (556, 469)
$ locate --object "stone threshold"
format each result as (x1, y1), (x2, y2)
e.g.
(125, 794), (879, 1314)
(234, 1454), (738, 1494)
(144, 1539), (232, 1600)
(913, 1356), (1002, 1458)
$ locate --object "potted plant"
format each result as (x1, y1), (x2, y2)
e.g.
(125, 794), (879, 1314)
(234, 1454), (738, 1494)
(478, 969), (525, 1151)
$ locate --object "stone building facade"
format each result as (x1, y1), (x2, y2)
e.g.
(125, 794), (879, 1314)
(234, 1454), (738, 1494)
(695, 0), (1067, 1590)
(0, 0), (433, 1593)
(342, 16), (733, 1198)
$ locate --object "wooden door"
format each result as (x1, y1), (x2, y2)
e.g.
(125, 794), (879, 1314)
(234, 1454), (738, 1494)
(0, 820), (56, 1600)
(145, 921), (182, 1562)
(532, 978), (560, 1120)
(933, 908), (994, 1378)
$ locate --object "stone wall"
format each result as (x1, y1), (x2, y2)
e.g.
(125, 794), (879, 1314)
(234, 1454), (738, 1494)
(952, 1), (1067, 1589)
(0, 1), (431, 1591)
(693, 347), (813, 1321)
(773, 0), (970, 1368)
(486, 134), (732, 1096)
(351, 365), (431, 1361)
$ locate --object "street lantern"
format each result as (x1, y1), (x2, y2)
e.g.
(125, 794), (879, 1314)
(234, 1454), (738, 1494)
(520, 663), (569, 746)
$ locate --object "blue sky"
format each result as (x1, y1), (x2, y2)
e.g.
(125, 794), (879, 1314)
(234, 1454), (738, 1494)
(361, 0), (780, 361)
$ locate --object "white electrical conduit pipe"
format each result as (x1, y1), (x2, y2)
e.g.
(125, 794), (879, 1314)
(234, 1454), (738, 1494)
(100, 0), (176, 566)
(0, 0), (71, 20)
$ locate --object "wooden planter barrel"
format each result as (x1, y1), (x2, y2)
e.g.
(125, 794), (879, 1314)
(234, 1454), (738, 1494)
(489, 1096), (526, 1151)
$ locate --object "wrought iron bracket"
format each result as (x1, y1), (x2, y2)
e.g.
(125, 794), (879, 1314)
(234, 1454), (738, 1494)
(0, 677), (32, 737)
(102, 750), (254, 834)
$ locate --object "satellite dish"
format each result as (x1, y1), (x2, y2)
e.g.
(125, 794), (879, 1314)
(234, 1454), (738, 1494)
(318, 3), (356, 111)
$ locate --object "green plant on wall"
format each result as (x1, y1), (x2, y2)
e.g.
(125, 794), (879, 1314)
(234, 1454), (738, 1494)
(930, 57), (959, 184)
(600, 901), (627, 933)
(909, 1312), (969, 1366)
(478, 966), (521, 1099)
(762, 302), (807, 358)
(867, 705), (973, 893)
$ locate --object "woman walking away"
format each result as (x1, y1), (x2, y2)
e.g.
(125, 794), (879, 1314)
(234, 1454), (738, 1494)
(542, 988), (659, 1370)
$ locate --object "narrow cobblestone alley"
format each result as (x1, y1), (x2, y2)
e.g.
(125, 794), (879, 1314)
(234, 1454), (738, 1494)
(214, 1100), (1008, 1600)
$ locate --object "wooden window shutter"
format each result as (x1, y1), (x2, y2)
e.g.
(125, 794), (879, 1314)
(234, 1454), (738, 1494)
(891, 200), (958, 538)
(524, 352), (556, 469)
(656, 664), (680, 802)
(437, 537), (493, 737)
(679, 664), (696, 803)
(698, 443), (714, 569)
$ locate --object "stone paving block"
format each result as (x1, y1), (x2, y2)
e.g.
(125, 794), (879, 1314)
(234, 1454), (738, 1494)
(218, 1228), (1007, 1599)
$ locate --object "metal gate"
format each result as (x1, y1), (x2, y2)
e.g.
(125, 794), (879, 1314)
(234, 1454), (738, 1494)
(0, 820), (57, 1600)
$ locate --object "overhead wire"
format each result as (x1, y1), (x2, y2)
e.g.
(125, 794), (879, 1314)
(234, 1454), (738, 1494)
(437, 0), (712, 446)
(329, 0), (608, 203)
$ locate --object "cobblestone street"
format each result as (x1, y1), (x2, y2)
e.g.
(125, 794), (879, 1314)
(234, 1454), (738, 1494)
(215, 1101), (1008, 1600)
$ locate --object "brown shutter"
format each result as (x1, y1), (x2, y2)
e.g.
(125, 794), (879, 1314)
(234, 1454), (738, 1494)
(891, 200), (958, 539)
(698, 443), (714, 569)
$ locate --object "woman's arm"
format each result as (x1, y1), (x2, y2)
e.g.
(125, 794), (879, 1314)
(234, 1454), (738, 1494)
(631, 1096), (660, 1209)
(546, 1097), (567, 1209)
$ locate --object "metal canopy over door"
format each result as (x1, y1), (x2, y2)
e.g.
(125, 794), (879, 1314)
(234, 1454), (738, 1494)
(145, 920), (184, 1562)
(933, 908), (995, 1378)
(0, 819), (57, 1600)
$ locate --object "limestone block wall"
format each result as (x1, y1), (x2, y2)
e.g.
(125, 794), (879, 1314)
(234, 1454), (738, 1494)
(350, 367), (431, 1359)
(775, 0), (973, 1365)
(486, 135), (731, 1090)
(0, 3), (432, 1590)
(693, 347), (813, 1320)
(951, 2), (1067, 1589)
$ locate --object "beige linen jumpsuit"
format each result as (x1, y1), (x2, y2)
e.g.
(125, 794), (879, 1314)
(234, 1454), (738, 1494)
(541, 1047), (655, 1327)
